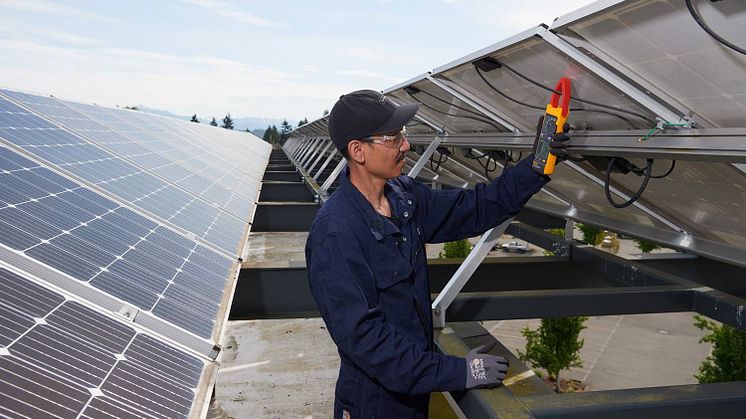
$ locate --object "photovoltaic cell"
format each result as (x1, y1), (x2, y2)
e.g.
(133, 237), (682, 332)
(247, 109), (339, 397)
(1, 90), (257, 221)
(0, 94), (247, 254)
(0, 145), (233, 338)
(0, 266), (207, 419)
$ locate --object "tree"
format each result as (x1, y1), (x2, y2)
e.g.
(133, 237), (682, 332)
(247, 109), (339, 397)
(271, 125), (280, 144)
(439, 239), (471, 259)
(222, 113), (234, 130)
(123, 105), (139, 111)
(280, 119), (292, 143)
(210, 117), (218, 127)
(693, 314), (746, 383)
(633, 239), (661, 254)
(297, 117), (309, 128)
(518, 317), (587, 393)
(544, 228), (565, 256)
(262, 125), (273, 144)
(190, 114), (199, 123)
(322, 109), (330, 116)
(577, 223), (603, 247)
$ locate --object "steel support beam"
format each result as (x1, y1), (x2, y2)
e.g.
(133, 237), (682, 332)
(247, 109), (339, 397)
(319, 159), (347, 197)
(432, 218), (513, 328)
(307, 140), (333, 174)
(407, 136), (442, 179)
(313, 147), (338, 181)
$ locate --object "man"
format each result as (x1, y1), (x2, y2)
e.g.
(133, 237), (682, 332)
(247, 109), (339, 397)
(305, 90), (569, 418)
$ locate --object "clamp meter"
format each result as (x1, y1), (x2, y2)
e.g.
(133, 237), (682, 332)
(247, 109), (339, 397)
(532, 77), (571, 175)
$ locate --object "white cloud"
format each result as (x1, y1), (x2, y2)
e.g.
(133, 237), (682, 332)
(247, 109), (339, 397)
(182, 0), (281, 27)
(0, 39), (357, 120)
(0, 0), (117, 23)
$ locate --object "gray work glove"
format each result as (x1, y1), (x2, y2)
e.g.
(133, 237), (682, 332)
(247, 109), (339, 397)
(464, 342), (509, 390)
(533, 116), (572, 162)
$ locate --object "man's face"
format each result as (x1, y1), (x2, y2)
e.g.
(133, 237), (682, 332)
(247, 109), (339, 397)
(360, 128), (410, 179)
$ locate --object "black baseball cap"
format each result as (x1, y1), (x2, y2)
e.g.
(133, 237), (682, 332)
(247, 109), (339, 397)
(328, 89), (420, 154)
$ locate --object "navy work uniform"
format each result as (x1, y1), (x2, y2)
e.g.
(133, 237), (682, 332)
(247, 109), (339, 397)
(305, 156), (549, 418)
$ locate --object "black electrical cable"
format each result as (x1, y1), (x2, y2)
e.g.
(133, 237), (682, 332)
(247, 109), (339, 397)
(474, 66), (639, 128)
(405, 90), (504, 131)
(650, 160), (676, 179)
(686, 0), (746, 56)
(494, 61), (657, 124)
(605, 157), (653, 208)
(429, 149), (448, 172)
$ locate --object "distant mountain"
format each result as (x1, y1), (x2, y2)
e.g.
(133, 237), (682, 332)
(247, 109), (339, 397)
(137, 105), (294, 132)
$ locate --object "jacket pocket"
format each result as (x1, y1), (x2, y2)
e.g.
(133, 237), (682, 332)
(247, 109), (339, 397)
(372, 257), (413, 290)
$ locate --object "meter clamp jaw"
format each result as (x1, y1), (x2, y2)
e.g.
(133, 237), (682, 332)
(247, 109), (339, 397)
(532, 77), (571, 175)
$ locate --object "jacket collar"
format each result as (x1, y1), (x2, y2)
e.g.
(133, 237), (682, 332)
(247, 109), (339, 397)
(339, 167), (416, 241)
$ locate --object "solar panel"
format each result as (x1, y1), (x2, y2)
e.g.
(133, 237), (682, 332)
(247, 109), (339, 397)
(1, 90), (256, 221)
(0, 92), (247, 256)
(0, 264), (212, 419)
(0, 84), (270, 417)
(0, 144), (234, 340)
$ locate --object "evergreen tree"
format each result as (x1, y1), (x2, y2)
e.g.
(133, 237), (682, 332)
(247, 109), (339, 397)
(322, 109), (330, 116)
(124, 105), (139, 111)
(297, 117), (309, 128)
(262, 125), (273, 143)
(271, 125), (280, 144)
(280, 119), (292, 144)
(190, 114), (199, 123)
(694, 315), (746, 383)
(210, 117), (218, 127)
(222, 113), (234, 130)
(518, 317), (587, 393)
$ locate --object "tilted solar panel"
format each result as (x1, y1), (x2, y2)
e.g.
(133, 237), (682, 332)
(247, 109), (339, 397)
(0, 93), (248, 256)
(0, 265), (213, 419)
(0, 144), (234, 340)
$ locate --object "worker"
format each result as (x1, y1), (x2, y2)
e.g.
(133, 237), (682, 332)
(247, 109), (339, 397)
(305, 90), (570, 418)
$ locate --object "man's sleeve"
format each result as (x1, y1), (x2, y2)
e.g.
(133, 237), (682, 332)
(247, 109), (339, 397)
(307, 231), (466, 394)
(411, 155), (549, 243)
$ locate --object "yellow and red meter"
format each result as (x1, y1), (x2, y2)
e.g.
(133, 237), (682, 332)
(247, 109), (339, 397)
(532, 77), (571, 175)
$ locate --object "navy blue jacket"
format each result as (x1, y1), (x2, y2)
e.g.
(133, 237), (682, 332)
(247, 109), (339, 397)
(305, 156), (549, 418)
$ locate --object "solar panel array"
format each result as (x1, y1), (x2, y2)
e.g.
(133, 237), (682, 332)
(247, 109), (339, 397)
(0, 87), (271, 417)
(288, 0), (746, 267)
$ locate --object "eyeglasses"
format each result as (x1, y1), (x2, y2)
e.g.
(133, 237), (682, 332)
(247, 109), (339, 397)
(360, 128), (408, 149)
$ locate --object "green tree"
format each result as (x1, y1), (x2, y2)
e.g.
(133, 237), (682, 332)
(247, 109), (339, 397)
(297, 117), (309, 128)
(518, 317), (587, 393)
(209, 117), (218, 127)
(271, 125), (281, 144)
(280, 119), (293, 143)
(190, 114), (199, 123)
(633, 239), (661, 254)
(577, 223), (603, 247)
(693, 315), (746, 383)
(222, 113), (234, 130)
(262, 125), (273, 144)
(439, 239), (471, 259)
(322, 109), (330, 116)
(123, 105), (139, 111)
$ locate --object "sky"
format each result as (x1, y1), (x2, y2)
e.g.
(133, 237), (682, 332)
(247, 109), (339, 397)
(0, 0), (596, 123)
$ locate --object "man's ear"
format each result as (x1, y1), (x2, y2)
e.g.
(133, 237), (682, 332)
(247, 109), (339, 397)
(347, 140), (365, 164)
